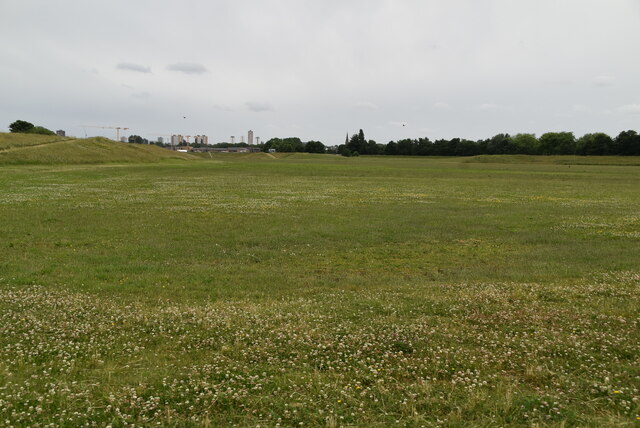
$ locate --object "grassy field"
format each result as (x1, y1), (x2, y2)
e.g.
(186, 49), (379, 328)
(0, 133), (195, 164)
(0, 148), (639, 426)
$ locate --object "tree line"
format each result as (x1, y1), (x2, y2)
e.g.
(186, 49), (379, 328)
(337, 129), (640, 157)
(262, 137), (326, 153)
(9, 119), (640, 156)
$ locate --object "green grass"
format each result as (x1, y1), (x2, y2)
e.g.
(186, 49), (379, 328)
(0, 132), (68, 150)
(0, 132), (196, 164)
(0, 152), (639, 426)
(465, 154), (640, 166)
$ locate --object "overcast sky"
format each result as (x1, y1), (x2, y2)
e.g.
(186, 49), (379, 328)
(1, 0), (640, 144)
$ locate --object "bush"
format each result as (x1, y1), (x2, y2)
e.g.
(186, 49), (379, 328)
(28, 126), (55, 135)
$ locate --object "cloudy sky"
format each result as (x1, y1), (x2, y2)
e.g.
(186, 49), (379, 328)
(1, 0), (640, 145)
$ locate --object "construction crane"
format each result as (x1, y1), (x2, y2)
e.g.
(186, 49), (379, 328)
(81, 125), (129, 141)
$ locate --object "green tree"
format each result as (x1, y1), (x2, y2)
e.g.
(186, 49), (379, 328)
(9, 120), (34, 133)
(128, 135), (145, 144)
(384, 141), (398, 155)
(538, 132), (576, 155)
(305, 140), (326, 153)
(511, 133), (539, 154)
(614, 130), (640, 155)
(486, 134), (513, 154)
(347, 129), (367, 154)
(262, 138), (280, 152)
(576, 133), (613, 155)
(396, 139), (415, 156)
(283, 137), (304, 152)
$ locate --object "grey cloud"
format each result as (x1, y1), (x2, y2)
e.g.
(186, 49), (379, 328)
(389, 121), (406, 127)
(571, 104), (590, 113)
(354, 101), (378, 110)
(212, 104), (234, 112)
(618, 104), (640, 114)
(593, 76), (614, 87)
(476, 103), (508, 111)
(433, 102), (452, 110)
(166, 62), (208, 74)
(116, 62), (151, 73)
(132, 91), (151, 99)
(245, 102), (274, 112)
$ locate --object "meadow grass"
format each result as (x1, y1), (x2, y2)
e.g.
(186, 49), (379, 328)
(0, 133), (68, 150)
(0, 134), (195, 164)
(0, 153), (638, 426)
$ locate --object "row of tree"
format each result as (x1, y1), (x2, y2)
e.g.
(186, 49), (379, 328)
(10, 119), (640, 156)
(9, 120), (56, 135)
(337, 129), (640, 157)
(262, 137), (326, 153)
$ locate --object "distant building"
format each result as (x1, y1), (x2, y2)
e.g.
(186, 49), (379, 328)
(56, 130), (66, 137)
(231, 136), (235, 144)
(194, 135), (209, 145)
(157, 137), (164, 144)
(120, 137), (127, 142)
(248, 130), (254, 145)
(205, 147), (249, 153)
(171, 135), (184, 146)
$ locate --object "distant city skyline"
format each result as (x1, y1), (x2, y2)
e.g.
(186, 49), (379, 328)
(2, 1), (640, 145)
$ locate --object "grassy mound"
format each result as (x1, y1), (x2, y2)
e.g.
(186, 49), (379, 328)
(0, 132), (68, 150)
(0, 133), (196, 164)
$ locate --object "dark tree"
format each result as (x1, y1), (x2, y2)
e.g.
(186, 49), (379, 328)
(415, 138), (433, 156)
(384, 141), (398, 155)
(262, 138), (280, 152)
(396, 139), (415, 156)
(511, 133), (539, 154)
(283, 137), (304, 152)
(366, 139), (380, 154)
(615, 130), (640, 155)
(305, 140), (326, 153)
(538, 132), (576, 155)
(346, 129), (368, 154)
(9, 120), (34, 133)
(486, 134), (513, 154)
(576, 133), (613, 155)
(128, 135), (145, 144)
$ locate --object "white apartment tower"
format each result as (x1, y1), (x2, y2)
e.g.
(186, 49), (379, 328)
(194, 135), (209, 145)
(248, 130), (254, 145)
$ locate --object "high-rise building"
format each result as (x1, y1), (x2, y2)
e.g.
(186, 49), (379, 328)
(157, 137), (164, 144)
(171, 135), (184, 146)
(248, 130), (254, 145)
(194, 135), (209, 145)
(231, 136), (235, 144)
